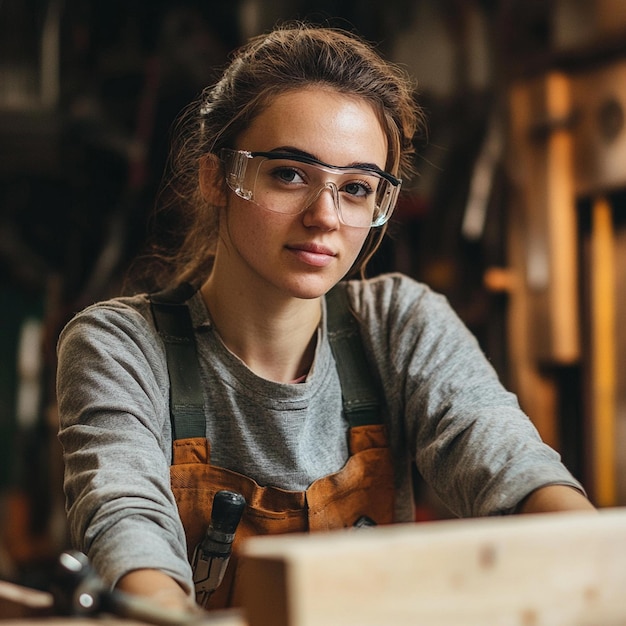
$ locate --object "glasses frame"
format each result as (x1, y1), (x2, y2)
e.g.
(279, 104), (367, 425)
(220, 149), (402, 227)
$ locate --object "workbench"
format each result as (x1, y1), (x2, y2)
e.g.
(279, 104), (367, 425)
(2, 508), (625, 625)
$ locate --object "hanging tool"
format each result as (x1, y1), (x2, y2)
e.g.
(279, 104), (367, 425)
(192, 490), (246, 608)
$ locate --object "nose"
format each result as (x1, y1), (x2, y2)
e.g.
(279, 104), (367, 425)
(302, 182), (341, 229)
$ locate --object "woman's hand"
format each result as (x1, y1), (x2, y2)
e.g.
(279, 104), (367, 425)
(116, 568), (198, 613)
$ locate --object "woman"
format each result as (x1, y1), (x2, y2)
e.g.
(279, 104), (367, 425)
(57, 23), (594, 614)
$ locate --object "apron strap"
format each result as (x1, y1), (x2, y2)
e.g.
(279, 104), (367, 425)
(149, 284), (206, 440)
(149, 282), (383, 440)
(326, 284), (382, 427)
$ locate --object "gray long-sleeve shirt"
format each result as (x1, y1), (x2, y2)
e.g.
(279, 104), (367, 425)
(56, 273), (583, 591)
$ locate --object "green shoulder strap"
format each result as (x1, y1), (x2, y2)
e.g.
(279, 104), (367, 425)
(149, 282), (382, 441)
(149, 284), (206, 440)
(326, 284), (382, 427)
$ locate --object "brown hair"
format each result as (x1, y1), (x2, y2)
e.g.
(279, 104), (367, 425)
(138, 23), (423, 291)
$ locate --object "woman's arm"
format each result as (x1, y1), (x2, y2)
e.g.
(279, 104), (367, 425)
(57, 299), (193, 591)
(518, 484), (596, 514)
(359, 275), (592, 518)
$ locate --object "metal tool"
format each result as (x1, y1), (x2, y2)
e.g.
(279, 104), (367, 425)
(51, 549), (238, 625)
(192, 490), (246, 607)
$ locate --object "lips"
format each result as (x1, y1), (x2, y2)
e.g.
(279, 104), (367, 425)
(286, 242), (337, 267)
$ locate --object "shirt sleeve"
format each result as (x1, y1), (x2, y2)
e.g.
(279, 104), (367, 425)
(351, 274), (585, 518)
(56, 298), (193, 592)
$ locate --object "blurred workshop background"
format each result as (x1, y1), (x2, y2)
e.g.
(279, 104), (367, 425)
(1, 0), (626, 589)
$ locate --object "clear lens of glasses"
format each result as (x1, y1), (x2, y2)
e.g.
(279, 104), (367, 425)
(221, 149), (401, 227)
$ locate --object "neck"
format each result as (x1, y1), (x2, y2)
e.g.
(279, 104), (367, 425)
(200, 272), (322, 383)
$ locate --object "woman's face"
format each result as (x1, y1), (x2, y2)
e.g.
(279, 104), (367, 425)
(215, 87), (389, 301)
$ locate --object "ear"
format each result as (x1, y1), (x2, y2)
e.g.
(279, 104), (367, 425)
(199, 153), (227, 206)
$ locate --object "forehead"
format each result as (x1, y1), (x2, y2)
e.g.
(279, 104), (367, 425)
(235, 87), (389, 169)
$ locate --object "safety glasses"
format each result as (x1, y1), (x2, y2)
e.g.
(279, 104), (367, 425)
(220, 149), (401, 227)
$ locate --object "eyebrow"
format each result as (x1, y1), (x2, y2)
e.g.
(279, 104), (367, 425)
(268, 146), (385, 173)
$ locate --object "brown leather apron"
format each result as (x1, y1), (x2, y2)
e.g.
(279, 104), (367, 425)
(170, 422), (395, 610)
(151, 284), (394, 610)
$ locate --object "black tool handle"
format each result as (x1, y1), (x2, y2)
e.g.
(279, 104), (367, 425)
(193, 490), (246, 607)
(211, 490), (246, 537)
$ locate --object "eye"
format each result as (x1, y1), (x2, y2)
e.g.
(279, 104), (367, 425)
(271, 166), (306, 185)
(342, 180), (373, 198)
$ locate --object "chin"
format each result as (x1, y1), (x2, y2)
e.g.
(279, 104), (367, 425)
(284, 274), (339, 300)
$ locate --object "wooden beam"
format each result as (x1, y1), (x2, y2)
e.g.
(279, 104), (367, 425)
(239, 509), (626, 626)
(544, 74), (580, 364)
(590, 196), (617, 506)
(508, 73), (580, 366)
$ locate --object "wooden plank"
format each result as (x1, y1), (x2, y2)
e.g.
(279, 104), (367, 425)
(615, 218), (626, 504)
(509, 72), (580, 365)
(239, 509), (626, 626)
(0, 580), (53, 620)
(590, 197), (617, 506)
(505, 74), (580, 447)
(506, 80), (558, 446)
(543, 74), (580, 364)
